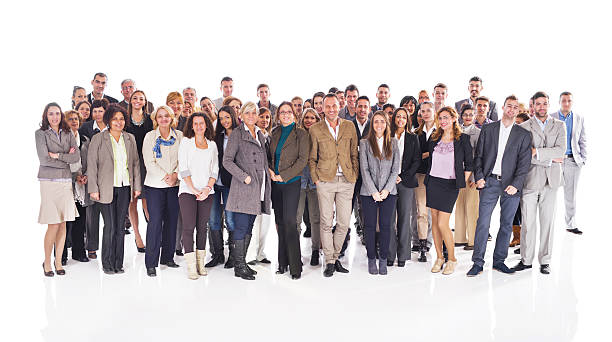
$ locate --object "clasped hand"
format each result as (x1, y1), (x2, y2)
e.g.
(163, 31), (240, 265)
(372, 189), (389, 202)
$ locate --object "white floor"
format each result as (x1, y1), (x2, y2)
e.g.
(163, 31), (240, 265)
(5, 192), (610, 342)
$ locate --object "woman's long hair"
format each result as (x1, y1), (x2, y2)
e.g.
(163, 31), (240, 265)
(364, 111), (393, 160)
(41, 102), (70, 132)
(430, 106), (462, 141)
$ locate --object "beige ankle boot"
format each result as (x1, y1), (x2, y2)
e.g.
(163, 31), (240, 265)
(442, 260), (457, 275)
(196, 250), (207, 276)
(185, 252), (199, 280)
(431, 258), (445, 273)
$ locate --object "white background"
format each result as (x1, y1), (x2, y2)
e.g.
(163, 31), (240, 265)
(1, 0), (611, 341)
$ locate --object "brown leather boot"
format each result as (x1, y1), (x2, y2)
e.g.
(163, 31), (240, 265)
(509, 225), (521, 247)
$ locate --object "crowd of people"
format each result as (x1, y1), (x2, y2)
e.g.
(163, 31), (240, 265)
(36, 73), (587, 280)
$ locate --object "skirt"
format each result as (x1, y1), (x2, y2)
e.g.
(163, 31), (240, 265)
(38, 181), (79, 224)
(425, 176), (459, 213)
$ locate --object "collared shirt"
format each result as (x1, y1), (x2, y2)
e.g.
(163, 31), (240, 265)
(93, 120), (106, 133)
(325, 118), (343, 175)
(356, 118), (369, 137)
(425, 125), (435, 140)
(110, 134), (130, 187)
(557, 110), (573, 155)
(244, 124), (265, 200)
(492, 121), (514, 176)
(376, 136), (384, 155)
(474, 116), (492, 129)
(396, 131), (405, 160)
(372, 103), (384, 112)
(535, 115), (553, 165)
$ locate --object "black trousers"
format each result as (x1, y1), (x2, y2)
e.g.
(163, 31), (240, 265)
(145, 186), (179, 268)
(86, 202), (102, 251)
(272, 181), (302, 276)
(361, 194), (397, 260)
(63, 202), (87, 260)
(100, 186), (131, 270)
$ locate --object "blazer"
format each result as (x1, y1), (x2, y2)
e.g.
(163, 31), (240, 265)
(425, 133), (474, 189)
(353, 119), (371, 141)
(78, 120), (102, 140)
(74, 133), (93, 207)
(87, 93), (118, 104)
(519, 116), (567, 192)
(473, 121), (532, 192)
(222, 123), (272, 216)
(87, 130), (142, 204)
(214, 131), (233, 187)
(269, 124), (310, 182)
(359, 138), (401, 196)
(398, 133), (421, 188)
(415, 127), (435, 174)
(308, 118), (359, 183)
(550, 110), (587, 166)
(35, 128), (80, 180)
(455, 98), (498, 121)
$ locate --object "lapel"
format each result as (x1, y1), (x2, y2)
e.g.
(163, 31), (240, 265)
(491, 121), (500, 159)
(336, 119), (346, 141)
(502, 124), (519, 158)
(103, 131), (115, 163)
(528, 117), (545, 143)
(45, 129), (61, 145)
(320, 119), (336, 141)
(281, 127), (296, 151)
(542, 117), (557, 146)
(122, 132), (131, 164)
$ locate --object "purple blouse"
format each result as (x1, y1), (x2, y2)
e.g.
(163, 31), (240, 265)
(429, 141), (456, 179)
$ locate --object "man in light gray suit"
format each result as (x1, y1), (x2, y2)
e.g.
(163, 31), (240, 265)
(551, 92), (587, 235)
(513, 91), (567, 275)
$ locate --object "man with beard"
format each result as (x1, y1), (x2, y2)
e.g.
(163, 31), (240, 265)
(455, 76), (498, 121)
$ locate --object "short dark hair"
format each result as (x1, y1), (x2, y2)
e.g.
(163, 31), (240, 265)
(184, 112), (215, 140)
(345, 84), (359, 95)
(378, 84), (390, 91)
(559, 91), (573, 99)
(434, 82), (447, 90)
(328, 87), (339, 93)
(336, 90), (344, 95)
(503, 94), (519, 106)
(469, 76), (482, 84)
(533, 91), (549, 101)
(91, 98), (110, 112)
(399, 95), (417, 108)
(312, 91), (325, 101)
(383, 103), (395, 111)
(92, 72), (107, 80)
(40, 102), (70, 131)
(475, 96), (490, 104)
(221, 76), (233, 83)
(460, 103), (474, 116)
(200, 96), (211, 103)
(257, 83), (269, 91)
(323, 93), (339, 102)
(357, 95), (370, 105)
(516, 113), (530, 123)
(103, 104), (128, 128)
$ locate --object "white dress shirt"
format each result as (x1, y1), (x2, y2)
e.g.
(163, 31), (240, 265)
(325, 118), (343, 176)
(492, 121), (514, 176)
(396, 131), (405, 160)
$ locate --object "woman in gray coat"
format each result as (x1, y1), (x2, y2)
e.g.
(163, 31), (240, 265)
(359, 111), (401, 275)
(223, 102), (272, 280)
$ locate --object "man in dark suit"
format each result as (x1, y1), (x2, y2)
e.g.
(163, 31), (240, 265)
(87, 72), (118, 104)
(455, 76), (498, 122)
(350, 96), (371, 244)
(371, 84), (390, 113)
(467, 95), (532, 276)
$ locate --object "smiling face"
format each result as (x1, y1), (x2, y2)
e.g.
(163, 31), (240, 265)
(313, 96), (324, 114)
(110, 111), (125, 133)
(121, 81), (135, 101)
(192, 115), (206, 137)
(502, 99), (520, 121)
(437, 110), (455, 132)
(475, 99), (489, 117)
(183, 101), (193, 117)
(156, 108), (172, 129)
(337, 92), (346, 108)
(323, 96), (340, 122)
(345, 90), (358, 110)
(130, 92), (145, 111)
(461, 108), (475, 126)
(418, 91), (430, 104)
(73, 88), (87, 106)
(433, 86), (447, 104)
(394, 109), (408, 132)
(221, 80), (233, 97)
(372, 113), (387, 137)
(66, 112), (81, 131)
(201, 98), (215, 115)
(78, 103), (90, 120)
(47, 106), (62, 129)
(91, 75), (107, 95)
(229, 100), (241, 117)
(302, 111), (318, 130)
(376, 86), (390, 104)
(356, 99), (370, 122)
(468, 80), (482, 99)
(257, 111), (271, 130)
(167, 98), (183, 117)
(242, 109), (259, 126)
(404, 100), (416, 114)
(183, 89), (196, 106)
(534, 96), (549, 120)
(277, 104), (295, 127)
(219, 110), (233, 131)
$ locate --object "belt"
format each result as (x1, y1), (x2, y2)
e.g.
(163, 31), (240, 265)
(566, 154), (574, 159)
(491, 174), (502, 181)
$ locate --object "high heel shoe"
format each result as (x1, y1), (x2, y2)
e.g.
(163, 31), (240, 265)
(135, 240), (145, 253)
(55, 264), (66, 276)
(431, 258), (445, 273)
(442, 260), (457, 275)
(42, 263), (54, 277)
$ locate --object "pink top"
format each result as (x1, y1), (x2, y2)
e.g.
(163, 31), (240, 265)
(429, 141), (456, 179)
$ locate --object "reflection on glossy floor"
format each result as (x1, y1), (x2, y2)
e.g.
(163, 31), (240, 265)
(22, 197), (605, 342)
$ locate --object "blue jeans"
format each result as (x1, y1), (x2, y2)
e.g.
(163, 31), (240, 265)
(232, 212), (257, 241)
(471, 176), (521, 267)
(208, 184), (234, 231)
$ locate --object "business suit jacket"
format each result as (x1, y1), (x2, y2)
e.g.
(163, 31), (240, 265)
(214, 131), (232, 187)
(35, 128), (80, 179)
(520, 116), (567, 192)
(74, 134), (94, 207)
(473, 121), (532, 192)
(87, 93), (118, 104)
(87, 130), (142, 204)
(425, 133), (474, 189)
(222, 123), (272, 216)
(308, 118), (359, 183)
(353, 119), (371, 141)
(455, 98), (498, 121)
(269, 125), (310, 182)
(550, 111), (587, 166)
(398, 133), (421, 188)
(359, 138), (401, 196)
(78, 120), (101, 140)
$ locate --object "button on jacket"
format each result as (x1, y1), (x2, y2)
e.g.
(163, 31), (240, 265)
(268, 124), (310, 183)
(359, 138), (401, 196)
(308, 118), (359, 183)
(35, 128), (80, 180)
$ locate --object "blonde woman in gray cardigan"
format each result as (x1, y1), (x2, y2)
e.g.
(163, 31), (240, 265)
(36, 103), (80, 276)
(359, 111), (401, 275)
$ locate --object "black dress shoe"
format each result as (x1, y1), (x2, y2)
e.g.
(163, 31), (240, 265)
(175, 249), (184, 256)
(42, 263), (54, 277)
(323, 263), (335, 277)
(455, 242), (467, 247)
(72, 255), (90, 262)
(397, 260), (406, 267)
(125, 228), (131, 235)
(303, 227), (311, 238)
(514, 248), (521, 254)
(61, 259), (67, 266)
(334, 260), (349, 273)
(310, 250), (320, 266)
(566, 228), (583, 235)
(103, 268), (114, 275)
(540, 264), (551, 274)
(463, 245), (474, 251)
(387, 259), (394, 267)
(247, 260), (257, 265)
(276, 265), (288, 274)
(512, 260), (532, 272)
(411, 245), (420, 252)
(115, 268), (125, 274)
(146, 267), (156, 277)
(162, 260), (180, 268)
(259, 258), (271, 264)
(291, 273), (301, 280)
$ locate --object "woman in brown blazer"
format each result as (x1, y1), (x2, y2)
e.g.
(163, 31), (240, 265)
(88, 104), (141, 274)
(268, 102), (309, 279)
